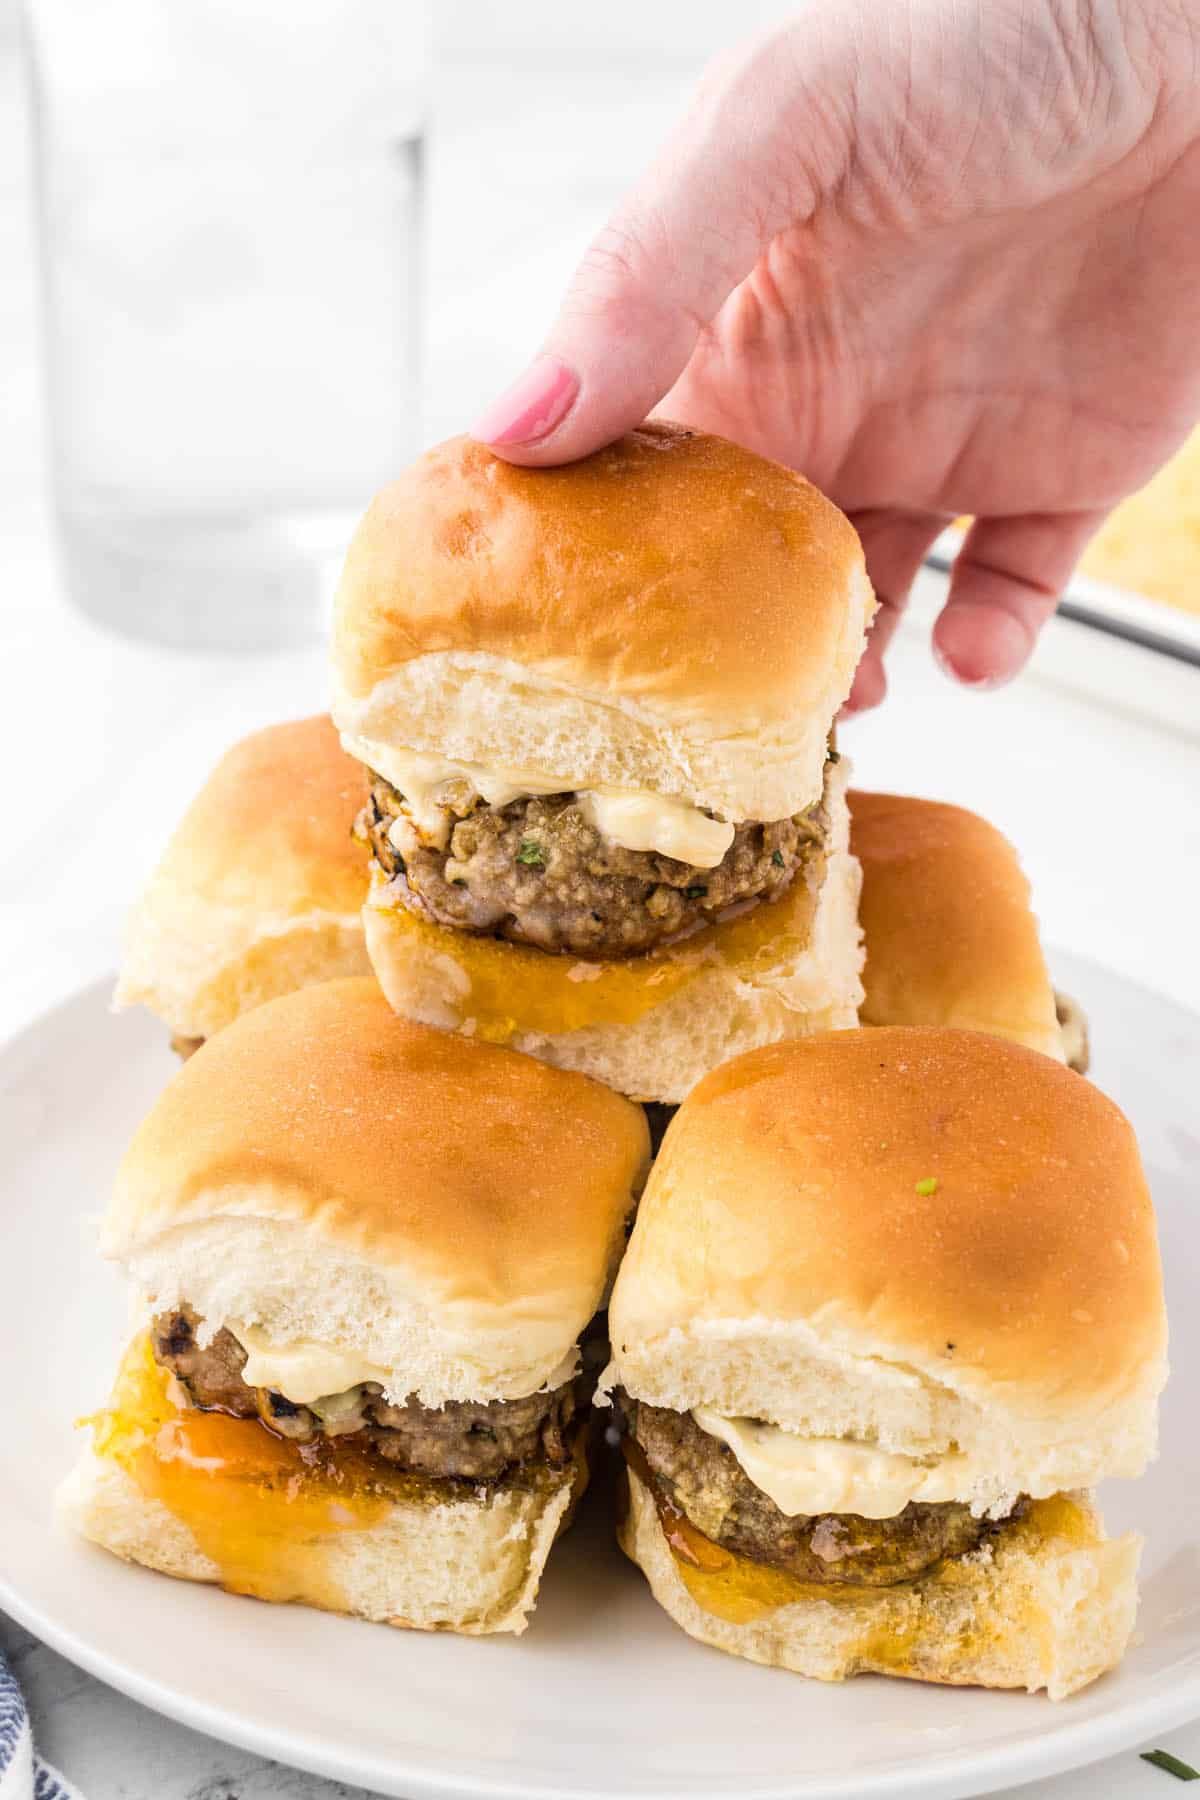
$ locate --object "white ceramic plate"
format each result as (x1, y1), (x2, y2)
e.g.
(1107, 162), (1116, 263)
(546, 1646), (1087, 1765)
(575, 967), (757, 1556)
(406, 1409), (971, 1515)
(2, 959), (1199, 1800)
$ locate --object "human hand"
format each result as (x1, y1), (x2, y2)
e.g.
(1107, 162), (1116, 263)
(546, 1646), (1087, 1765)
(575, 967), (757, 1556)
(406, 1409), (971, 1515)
(471, 1), (1200, 707)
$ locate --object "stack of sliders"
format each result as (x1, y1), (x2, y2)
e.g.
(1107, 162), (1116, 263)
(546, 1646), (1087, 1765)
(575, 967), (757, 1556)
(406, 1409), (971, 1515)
(851, 791), (1088, 1070)
(64, 425), (1165, 1704)
(330, 423), (874, 1104)
(606, 1026), (1166, 1697)
(62, 978), (649, 1634)
(115, 716), (370, 1057)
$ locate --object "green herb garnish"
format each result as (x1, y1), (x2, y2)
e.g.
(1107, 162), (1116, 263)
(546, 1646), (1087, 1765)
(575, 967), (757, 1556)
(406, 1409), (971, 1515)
(771, 850), (786, 868)
(685, 886), (708, 900)
(516, 840), (545, 868)
(914, 1176), (939, 1196)
(1142, 1751), (1200, 1781)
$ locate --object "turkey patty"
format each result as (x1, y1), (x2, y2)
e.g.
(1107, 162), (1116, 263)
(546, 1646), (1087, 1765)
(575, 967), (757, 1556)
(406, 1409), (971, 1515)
(152, 1308), (575, 1482)
(623, 1395), (1013, 1587)
(359, 756), (836, 958)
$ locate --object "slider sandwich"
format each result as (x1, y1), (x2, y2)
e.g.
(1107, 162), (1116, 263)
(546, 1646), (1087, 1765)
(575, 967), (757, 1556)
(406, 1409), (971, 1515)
(115, 716), (370, 1057)
(851, 790), (1088, 1069)
(606, 1027), (1166, 1696)
(331, 424), (874, 1102)
(62, 978), (649, 1634)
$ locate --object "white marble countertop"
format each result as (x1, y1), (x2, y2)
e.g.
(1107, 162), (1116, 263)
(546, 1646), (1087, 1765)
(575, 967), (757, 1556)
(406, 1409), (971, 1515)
(2, 32), (1199, 1800)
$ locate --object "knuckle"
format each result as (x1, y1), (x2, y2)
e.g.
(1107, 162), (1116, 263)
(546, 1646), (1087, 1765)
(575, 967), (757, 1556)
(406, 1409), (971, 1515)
(561, 218), (663, 328)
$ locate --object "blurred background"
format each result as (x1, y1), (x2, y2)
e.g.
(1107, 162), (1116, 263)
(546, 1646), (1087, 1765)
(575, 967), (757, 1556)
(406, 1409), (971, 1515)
(1, 0), (1198, 1039)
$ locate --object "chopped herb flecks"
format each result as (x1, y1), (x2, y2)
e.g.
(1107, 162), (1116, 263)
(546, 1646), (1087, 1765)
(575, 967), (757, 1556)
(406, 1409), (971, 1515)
(685, 886), (708, 900)
(1142, 1750), (1200, 1781)
(516, 840), (545, 868)
(772, 849), (786, 867)
(915, 1177), (939, 1196)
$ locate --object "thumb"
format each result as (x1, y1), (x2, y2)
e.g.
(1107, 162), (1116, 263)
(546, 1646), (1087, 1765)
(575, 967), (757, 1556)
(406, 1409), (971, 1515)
(471, 36), (814, 465)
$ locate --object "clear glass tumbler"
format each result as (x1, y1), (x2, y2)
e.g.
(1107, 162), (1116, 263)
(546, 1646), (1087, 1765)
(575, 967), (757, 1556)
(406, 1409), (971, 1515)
(23, 1), (428, 649)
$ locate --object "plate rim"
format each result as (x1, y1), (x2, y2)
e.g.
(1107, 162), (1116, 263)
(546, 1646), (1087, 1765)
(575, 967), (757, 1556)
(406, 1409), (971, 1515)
(5, 1567), (1200, 1800)
(3, 965), (1200, 1800)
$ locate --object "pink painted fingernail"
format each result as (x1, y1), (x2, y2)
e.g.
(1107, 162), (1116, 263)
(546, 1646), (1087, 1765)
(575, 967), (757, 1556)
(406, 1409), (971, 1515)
(470, 357), (580, 447)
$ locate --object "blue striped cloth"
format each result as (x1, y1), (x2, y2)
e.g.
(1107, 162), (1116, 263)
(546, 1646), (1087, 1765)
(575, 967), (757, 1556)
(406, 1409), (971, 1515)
(0, 1650), (83, 1800)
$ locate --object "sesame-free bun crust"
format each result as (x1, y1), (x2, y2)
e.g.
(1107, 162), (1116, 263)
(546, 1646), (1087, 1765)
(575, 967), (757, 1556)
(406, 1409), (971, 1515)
(620, 1469), (1139, 1698)
(115, 717), (371, 1040)
(852, 790), (1064, 1060)
(331, 425), (874, 820)
(608, 1028), (1166, 1494)
(362, 756), (863, 1104)
(60, 1442), (578, 1637)
(104, 979), (649, 1404)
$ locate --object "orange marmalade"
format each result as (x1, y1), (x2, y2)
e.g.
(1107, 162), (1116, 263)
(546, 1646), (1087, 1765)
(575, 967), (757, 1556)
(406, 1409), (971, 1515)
(87, 1336), (434, 1609)
(373, 859), (824, 1040)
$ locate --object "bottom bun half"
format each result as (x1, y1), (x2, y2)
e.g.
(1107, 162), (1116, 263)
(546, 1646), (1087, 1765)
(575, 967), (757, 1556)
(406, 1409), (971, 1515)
(619, 1469), (1139, 1699)
(60, 1442), (581, 1638)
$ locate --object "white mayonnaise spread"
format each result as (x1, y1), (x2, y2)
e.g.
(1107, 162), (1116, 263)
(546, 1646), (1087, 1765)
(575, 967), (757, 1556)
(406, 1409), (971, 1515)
(579, 791), (734, 867)
(690, 1408), (1009, 1521)
(343, 734), (736, 868)
(229, 1322), (582, 1409)
(231, 1323), (393, 1405)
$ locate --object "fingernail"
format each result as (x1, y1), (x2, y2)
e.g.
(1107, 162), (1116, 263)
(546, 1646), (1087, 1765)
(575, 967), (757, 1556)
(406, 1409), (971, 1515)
(470, 357), (580, 448)
(933, 640), (1009, 689)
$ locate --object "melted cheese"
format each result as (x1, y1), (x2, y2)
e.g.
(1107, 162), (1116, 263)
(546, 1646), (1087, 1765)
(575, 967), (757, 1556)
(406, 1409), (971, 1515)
(89, 1336), (398, 1610)
(370, 865), (823, 1036)
(342, 734), (735, 867)
(692, 1409), (1001, 1521)
(231, 1323), (394, 1405)
(86, 1336), (577, 1616)
(666, 1492), (1093, 1633)
(580, 792), (734, 866)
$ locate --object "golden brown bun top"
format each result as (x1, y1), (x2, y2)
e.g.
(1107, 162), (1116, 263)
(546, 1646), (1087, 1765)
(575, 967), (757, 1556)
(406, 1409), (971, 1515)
(331, 424), (870, 725)
(106, 979), (650, 1317)
(851, 790), (1063, 1058)
(611, 1027), (1165, 1413)
(156, 715), (367, 916)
